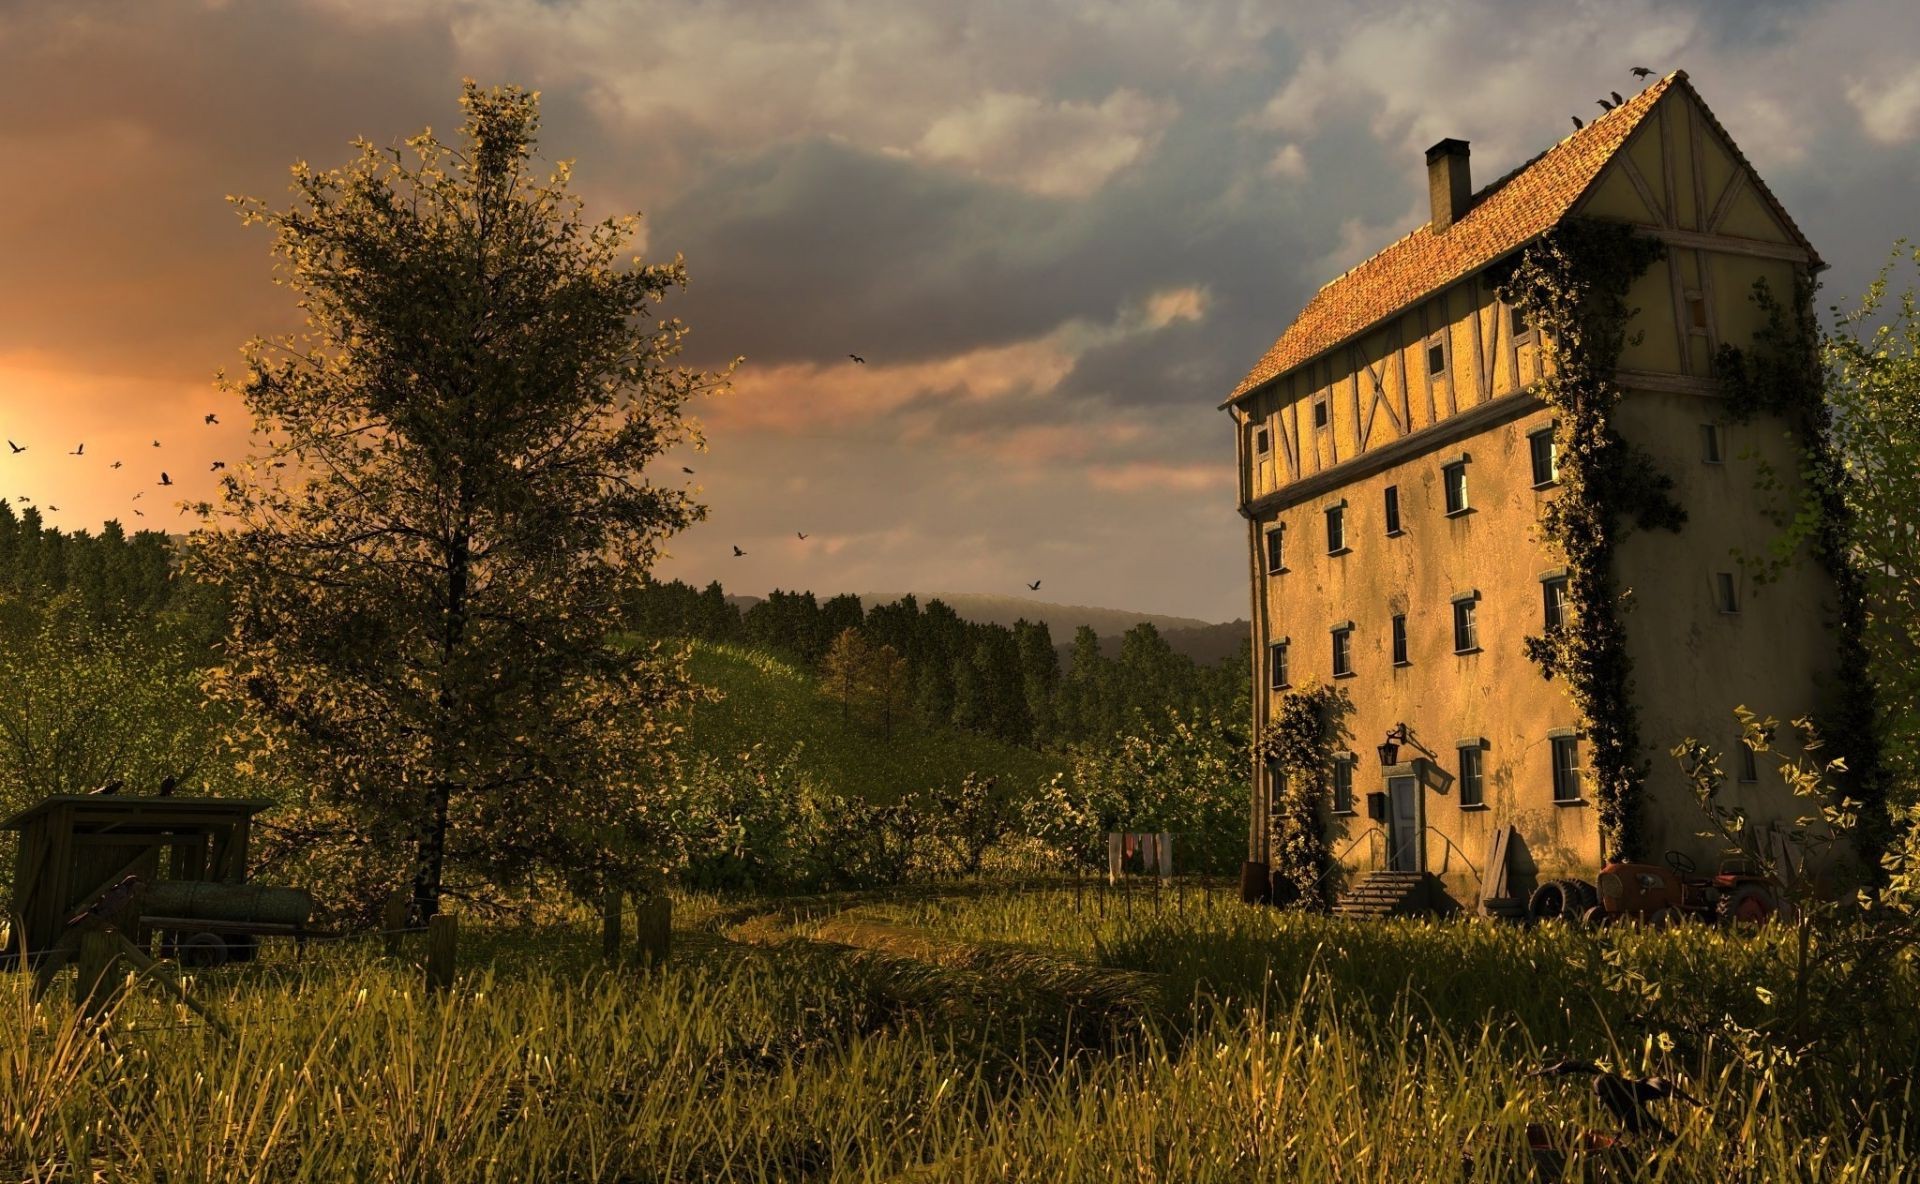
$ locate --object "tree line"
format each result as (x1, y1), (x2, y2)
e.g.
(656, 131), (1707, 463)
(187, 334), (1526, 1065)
(625, 578), (1248, 751)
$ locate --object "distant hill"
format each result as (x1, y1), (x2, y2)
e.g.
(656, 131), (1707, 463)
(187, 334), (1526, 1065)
(721, 590), (1245, 666)
(679, 640), (1064, 801)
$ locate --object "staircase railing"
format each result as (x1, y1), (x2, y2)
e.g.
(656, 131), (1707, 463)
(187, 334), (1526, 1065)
(1300, 826), (1386, 903)
(1422, 826), (1480, 882)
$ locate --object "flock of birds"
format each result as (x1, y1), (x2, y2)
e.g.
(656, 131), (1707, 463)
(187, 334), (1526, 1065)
(1570, 67), (1658, 130)
(5, 412), (226, 519)
(10, 354), (1059, 593)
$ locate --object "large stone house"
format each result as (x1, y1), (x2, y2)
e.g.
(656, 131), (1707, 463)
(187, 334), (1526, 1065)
(1224, 72), (1845, 907)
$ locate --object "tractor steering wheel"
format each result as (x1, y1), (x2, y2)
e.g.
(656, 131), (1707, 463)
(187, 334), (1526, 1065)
(1665, 849), (1697, 876)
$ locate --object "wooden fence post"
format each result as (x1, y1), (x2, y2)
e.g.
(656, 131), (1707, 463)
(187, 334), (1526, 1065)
(74, 927), (120, 1023)
(634, 894), (671, 966)
(382, 890), (410, 957)
(602, 885), (623, 961)
(426, 913), (457, 993)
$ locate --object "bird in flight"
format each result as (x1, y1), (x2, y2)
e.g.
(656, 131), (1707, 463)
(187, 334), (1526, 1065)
(110, 460), (123, 469)
(133, 508), (144, 517)
(132, 491), (144, 501)
(1631, 66), (1654, 79)
(848, 354), (865, 364)
(796, 531), (808, 539)
(7, 440), (23, 454)
(159, 472), (173, 486)
(682, 466), (694, 474)
(1571, 115), (1584, 129)
(47, 504), (58, 511)
(731, 545), (746, 557)
(204, 413), (219, 425)
(1027, 580), (1042, 591)
(210, 461), (226, 471)
(70, 443), (83, 456)
(152, 440), (161, 447)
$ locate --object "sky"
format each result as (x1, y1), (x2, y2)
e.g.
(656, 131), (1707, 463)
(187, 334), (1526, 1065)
(2, 0), (1917, 622)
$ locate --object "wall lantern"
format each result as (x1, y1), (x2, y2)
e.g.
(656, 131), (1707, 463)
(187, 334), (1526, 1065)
(1376, 723), (1410, 768)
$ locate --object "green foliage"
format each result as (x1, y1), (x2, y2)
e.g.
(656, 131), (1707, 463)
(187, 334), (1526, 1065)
(921, 772), (1015, 876)
(677, 641), (1064, 806)
(1645, 711), (1920, 1107)
(1257, 682), (1351, 910)
(1714, 270), (1895, 860)
(194, 82), (729, 915)
(1501, 219), (1677, 859)
(1024, 708), (1248, 874)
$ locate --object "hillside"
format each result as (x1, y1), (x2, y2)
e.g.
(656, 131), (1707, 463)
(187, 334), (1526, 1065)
(858, 592), (1216, 637)
(678, 640), (1064, 803)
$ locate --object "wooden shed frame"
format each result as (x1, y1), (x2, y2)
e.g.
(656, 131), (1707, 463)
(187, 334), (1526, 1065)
(2, 795), (275, 966)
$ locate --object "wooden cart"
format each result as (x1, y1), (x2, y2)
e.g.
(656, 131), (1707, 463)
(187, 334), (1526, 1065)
(2, 793), (285, 970)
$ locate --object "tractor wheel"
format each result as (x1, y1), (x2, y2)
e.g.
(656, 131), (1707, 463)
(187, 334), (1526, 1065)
(1718, 884), (1782, 927)
(1527, 879), (1585, 921)
(1582, 904), (1610, 928)
(179, 931), (228, 968)
(1648, 906), (1680, 929)
(1568, 879), (1600, 914)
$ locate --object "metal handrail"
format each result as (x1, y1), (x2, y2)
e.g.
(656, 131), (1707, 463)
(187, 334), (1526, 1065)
(1422, 826), (1480, 881)
(1331, 825), (1386, 870)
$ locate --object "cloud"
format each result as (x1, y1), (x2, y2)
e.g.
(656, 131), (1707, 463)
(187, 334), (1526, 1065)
(1847, 65), (1920, 143)
(1087, 461), (1233, 494)
(910, 88), (1178, 198)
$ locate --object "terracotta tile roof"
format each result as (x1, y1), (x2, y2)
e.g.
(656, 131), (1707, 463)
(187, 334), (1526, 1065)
(1227, 73), (1682, 404)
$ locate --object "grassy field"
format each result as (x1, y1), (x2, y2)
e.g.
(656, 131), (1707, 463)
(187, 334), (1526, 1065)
(6, 884), (1913, 1182)
(676, 640), (1065, 802)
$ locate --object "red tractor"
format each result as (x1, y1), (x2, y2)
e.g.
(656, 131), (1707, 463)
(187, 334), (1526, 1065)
(1527, 850), (1788, 927)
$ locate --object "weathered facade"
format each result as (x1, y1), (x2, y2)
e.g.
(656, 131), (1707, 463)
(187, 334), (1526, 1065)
(1226, 72), (1838, 903)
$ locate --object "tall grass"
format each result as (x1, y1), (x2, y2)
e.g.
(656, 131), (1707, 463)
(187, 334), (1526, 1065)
(3, 889), (1912, 1181)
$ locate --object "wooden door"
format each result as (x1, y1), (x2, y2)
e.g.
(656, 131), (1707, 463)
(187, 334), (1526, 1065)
(1388, 776), (1422, 872)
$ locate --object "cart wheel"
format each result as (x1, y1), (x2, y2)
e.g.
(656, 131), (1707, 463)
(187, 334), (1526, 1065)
(179, 932), (228, 968)
(223, 933), (260, 964)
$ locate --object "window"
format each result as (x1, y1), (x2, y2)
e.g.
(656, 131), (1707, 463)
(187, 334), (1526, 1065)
(1331, 625), (1353, 678)
(1686, 291), (1709, 332)
(1264, 526), (1285, 574)
(1255, 426), (1271, 455)
(1543, 577), (1569, 631)
(1452, 596), (1479, 653)
(1313, 395), (1329, 429)
(1716, 572), (1739, 614)
(1325, 505), (1347, 554)
(1551, 734), (1582, 802)
(1443, 461), (1469, 515)
(1384, 485), (1402, 535)
(1332, 756), (1355, 815)
(1529, 427), (1559, 487)
(1391, 614), (1409, 666)
(1510, 304), (1530, 340)
(1701, 423), (1723, 464)
(1427, 336), (1447, 376)
(1738, 740), (1759, 784)
(1458, 743), (1485, 807)
(1267, 641), (1290, 690)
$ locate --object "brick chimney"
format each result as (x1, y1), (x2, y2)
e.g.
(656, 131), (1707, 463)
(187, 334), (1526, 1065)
(1425, 138), (1472, 232)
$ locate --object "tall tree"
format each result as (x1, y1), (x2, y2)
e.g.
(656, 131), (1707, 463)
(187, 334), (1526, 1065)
(194, 82), (730, 917)
(819, 626), (875, 727)
(870, 643), (910, 741)
(1012, 618), (1059, 747)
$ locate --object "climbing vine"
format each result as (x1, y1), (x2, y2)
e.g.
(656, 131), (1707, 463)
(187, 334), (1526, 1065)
(1499, 219), (1682, 860)
(1714, 277), (1892, 869)
(1257, 682), (1350, 910)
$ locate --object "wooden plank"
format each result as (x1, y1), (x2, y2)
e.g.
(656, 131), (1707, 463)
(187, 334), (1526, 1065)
(1704, 169), (1747, 234)
(1651, 226), (1808, 263)
(1618, 154), (1669, 226)
(426, 913), (457, 992)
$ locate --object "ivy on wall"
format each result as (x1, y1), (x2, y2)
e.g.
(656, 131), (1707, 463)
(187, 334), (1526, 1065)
(1499, 219), (1682, 860)
(1714, 278), (1892, 869)
(1257, 681), (1350, 909)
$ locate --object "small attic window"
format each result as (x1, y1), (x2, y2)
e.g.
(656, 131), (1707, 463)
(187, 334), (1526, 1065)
(1686, 290), (1709, 333)
(1427, 337), (1448, 376)
(1255, 426), (1271, 455)
(1313, 395), (1330, 429)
